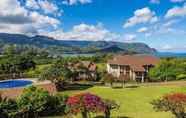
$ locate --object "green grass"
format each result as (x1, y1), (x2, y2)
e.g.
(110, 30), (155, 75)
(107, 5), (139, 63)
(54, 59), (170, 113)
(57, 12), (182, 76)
(47, 84), (186, 118)
(97, 63), (107, 72)
(26, 64), (51, 77)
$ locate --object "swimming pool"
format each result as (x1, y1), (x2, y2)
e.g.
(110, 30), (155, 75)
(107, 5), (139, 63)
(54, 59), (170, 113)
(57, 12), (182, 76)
(0, 79), (33, 89)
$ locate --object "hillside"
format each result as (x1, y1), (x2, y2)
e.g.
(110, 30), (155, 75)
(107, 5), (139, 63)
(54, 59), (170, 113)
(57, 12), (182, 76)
(0, 33), (157, 55)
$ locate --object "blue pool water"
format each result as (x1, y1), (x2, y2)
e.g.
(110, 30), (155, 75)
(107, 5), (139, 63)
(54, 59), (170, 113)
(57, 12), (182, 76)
(0, 79), (33, 89)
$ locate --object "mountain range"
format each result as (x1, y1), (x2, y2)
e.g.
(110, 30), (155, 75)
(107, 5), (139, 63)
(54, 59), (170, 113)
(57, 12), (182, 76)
(0, 33), (157, 55)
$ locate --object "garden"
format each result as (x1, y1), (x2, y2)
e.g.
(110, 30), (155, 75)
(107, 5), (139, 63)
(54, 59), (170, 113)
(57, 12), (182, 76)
(1, 45), (186, 118)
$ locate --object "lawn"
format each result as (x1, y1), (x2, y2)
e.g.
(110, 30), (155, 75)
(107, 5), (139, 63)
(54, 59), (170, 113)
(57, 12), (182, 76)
(26, 64), (51, 77)
(47, 83), (186, 118)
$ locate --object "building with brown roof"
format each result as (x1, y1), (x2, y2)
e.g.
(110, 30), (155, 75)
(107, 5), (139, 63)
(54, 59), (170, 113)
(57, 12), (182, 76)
(74, 61), (97, 80)
(107, 55), (160, 82)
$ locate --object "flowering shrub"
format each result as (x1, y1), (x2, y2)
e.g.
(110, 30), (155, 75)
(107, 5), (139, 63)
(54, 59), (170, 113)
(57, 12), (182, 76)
(152, 93), (186, 118)
(66, 93), (105, 118)
(66, 93), (119, 118)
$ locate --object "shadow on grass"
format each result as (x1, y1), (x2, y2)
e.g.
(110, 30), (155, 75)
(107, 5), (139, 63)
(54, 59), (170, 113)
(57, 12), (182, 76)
(111, 85), (139, 89)
(63, 83), (93, 91)
(125, 85), (139, 88)
(94, 116), (132, 118)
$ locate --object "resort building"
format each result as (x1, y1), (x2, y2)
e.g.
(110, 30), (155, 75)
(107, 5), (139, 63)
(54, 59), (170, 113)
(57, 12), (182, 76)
(107, 55), (160, 82)
(73, 61), (97, 80)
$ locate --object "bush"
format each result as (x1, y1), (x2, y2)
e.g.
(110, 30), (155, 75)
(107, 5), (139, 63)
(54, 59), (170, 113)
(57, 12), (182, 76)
(40, 93), (68, 116)
(177, 74), (186, 80)
(66, 93), (105, 118)
(17, 86), (51, 118)
(152, 93), (186, 118)
(66, 92), (119, 118)
(0, 95), (17, 118)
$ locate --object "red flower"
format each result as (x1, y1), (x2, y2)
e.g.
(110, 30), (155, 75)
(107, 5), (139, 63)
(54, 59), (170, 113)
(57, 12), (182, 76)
(66, 93), (106, 114)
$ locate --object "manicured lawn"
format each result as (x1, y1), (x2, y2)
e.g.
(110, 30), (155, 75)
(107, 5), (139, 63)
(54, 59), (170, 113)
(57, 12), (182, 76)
(47, 84), (186, 118)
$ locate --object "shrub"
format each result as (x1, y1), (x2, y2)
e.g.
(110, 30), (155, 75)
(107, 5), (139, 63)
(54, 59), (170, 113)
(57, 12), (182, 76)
(17, 86), (51, 118)
(17, 86), (67, 118)
(0, 95), (17, 118)
(66, 93), (105, 118)
(152, 93), (186, 118)
(40, 93), (68, 116)
(177, 74), (186, 80)
(66, 93), (119, 118)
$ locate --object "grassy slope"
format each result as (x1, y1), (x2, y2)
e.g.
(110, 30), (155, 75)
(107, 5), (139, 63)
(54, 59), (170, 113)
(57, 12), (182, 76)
(26, 64), (51, 77)
(48, 85), (186, 118)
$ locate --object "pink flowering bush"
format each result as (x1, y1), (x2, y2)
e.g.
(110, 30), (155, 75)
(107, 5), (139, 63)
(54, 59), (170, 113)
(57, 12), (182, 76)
(66, 93), (107, 118)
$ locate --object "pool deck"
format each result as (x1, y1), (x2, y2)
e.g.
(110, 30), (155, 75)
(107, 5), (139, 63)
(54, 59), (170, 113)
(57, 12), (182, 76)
(0, 79), (57, 99)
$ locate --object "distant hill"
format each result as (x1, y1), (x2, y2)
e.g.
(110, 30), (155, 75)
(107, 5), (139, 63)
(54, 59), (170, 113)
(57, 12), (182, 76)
(0, 33), (157, 55)
(156, 52), (186, 58)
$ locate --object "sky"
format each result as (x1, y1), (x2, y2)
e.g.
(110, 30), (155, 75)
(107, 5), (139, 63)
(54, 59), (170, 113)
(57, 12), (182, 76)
(0, 0), (186, 52)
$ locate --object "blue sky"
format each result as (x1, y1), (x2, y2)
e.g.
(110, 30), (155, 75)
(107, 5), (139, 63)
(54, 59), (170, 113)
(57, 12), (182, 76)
(1, 0), (186, 52)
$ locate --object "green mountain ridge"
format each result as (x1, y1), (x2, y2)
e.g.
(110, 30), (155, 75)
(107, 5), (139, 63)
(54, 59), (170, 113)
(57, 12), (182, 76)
(0, 33), (157, 55)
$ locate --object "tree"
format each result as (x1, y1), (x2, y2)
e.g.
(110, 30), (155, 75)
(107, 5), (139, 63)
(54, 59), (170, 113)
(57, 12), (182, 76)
(152, 93), (186, 118)
(149, 59), (180, 81)
(40, 64), (72, 90)
(102, 73), (116, 87)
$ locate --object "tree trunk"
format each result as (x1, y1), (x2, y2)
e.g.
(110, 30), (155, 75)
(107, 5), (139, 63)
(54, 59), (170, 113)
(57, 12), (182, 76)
(81, 110), (88, 118)
(105, 108), (111, 118)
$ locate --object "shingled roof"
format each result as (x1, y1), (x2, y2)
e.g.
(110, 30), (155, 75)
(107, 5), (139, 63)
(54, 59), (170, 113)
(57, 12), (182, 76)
(108, 55), (160, 72)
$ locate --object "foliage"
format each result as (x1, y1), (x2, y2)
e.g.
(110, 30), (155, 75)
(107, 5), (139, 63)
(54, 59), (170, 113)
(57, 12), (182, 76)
(17, 86), (51, 118)
(40, 93), (68, 116)
(177, 74), (186, 80)
(16, 86), (67, 118)
(152, 93), (186, 118)
(39, 62), (72, 89)
(0, 95), (17, 118)
(66, 93), (106, 118)
(0, 54), (36, 80)
(102, 73), (117, 87)
(149, 58), (186, 81)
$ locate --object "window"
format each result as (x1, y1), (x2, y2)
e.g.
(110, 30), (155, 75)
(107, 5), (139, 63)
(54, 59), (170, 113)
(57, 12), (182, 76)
(111, 65), (118, 69)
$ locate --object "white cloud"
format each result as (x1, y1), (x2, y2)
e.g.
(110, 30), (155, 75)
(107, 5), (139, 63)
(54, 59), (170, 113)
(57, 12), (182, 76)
(161, 44), (173, 50)
(150, 0), (160, 4)
(163, 19), (179, 27)
(165, 4), (186, 18)
(124, 7), (158, 28)
(122, 34), (136, 42)
(160, 44), (186, 51)
(0, 0), (60, 35)
(42, 23), (120, 41)
(170, 0), (185, 3)
(25, 0), (61, 16)
(25, 0), (40, 9)
(137, 27), (148, 33)
(39, 0), (59, 14)
(62, 0), (92, 5)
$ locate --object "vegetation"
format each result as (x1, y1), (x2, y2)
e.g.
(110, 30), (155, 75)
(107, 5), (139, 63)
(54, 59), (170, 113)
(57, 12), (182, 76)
(45, 83), (186, 118)
(149, 58), (186, 81)
(39, 63), (72, 90)
(152, 93), (186, 118)
(66, 93), (106, 118)
(0, 33), (157, 55)
(0, 86), (68, 118)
